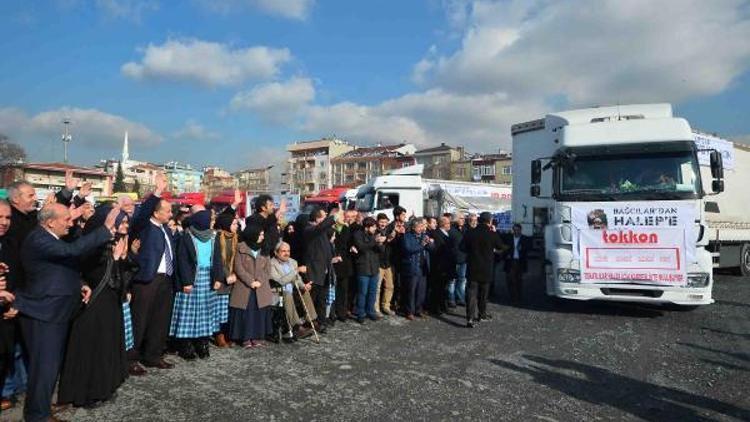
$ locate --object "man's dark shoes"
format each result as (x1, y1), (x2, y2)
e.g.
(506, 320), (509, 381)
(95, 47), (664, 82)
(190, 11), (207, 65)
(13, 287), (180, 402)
(447, 301), (456, 309)
(356, 317), (366, 324)
(177, 342), (197, 361)
(294, 325), (313, 339)
(128, 362), (147, 376)
(466, 320), (475, 328)
(479, 314), (493, 321)
(194, 341), (210, 359)
(144, 358), (175, 369)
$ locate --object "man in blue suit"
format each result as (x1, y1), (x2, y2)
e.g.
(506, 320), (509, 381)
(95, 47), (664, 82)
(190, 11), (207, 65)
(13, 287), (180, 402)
(127, 174), (176, 374)
(15, 203), (118, 422)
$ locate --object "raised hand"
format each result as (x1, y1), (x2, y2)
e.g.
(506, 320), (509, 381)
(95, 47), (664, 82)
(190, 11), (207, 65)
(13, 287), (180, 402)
(78, 181), (92, 198)
(103, 204), (122, 232)
(155, 173), (168, 196)
(65, 169), (80, 191)
(44, 192), (57, 206)
(69, 204), (84, 221)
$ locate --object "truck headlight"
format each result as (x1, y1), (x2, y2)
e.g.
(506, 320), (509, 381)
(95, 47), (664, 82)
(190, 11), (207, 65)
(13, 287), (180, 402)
(686, 272), (710, 288)
(558, 269), (581, 284)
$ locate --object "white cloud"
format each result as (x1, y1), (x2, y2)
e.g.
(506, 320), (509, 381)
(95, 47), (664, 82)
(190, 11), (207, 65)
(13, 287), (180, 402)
(57, 0), (158, 22)
(0, 107), (162, 156)
(95, 0), (159, 22)
(230, 77), (315, 124)
(122, 38), (292, 86)
(196, 0), (314, 20)
(424, 0), (750, 104)
(300, 0), (750, 152)
(172, 120), (220, 140)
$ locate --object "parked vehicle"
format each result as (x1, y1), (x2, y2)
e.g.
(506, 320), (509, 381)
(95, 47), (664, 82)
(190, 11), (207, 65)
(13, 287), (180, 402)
(355, 164), (511, 219)
(512, 103), (726, 306)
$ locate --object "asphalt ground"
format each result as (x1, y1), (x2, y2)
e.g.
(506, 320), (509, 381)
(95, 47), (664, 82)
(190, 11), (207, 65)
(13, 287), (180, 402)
(3, 266), (750, 421)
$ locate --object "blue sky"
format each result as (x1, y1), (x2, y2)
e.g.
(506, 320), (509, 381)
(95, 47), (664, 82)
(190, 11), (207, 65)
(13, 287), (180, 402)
(1, 0), (749, 172)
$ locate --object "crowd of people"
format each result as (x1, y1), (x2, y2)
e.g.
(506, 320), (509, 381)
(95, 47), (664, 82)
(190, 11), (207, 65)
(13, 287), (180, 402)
(0, 171), (531, 422)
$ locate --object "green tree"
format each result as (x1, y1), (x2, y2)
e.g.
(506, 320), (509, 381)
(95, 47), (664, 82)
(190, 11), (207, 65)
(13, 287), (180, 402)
(0, 134), (27, 164)
(132, 178), (141, 195)
(113, 161), (127, 192)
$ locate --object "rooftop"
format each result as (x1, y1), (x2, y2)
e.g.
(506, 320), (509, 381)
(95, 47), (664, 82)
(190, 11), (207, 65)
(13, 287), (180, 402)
(7, 162), (110, 176)
(287, 138), (351, 152)
(332, 143), (413, 160)
(414, 142), (457, 154)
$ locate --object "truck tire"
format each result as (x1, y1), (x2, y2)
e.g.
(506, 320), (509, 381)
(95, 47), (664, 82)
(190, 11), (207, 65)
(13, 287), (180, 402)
(741, 243), (750, 277)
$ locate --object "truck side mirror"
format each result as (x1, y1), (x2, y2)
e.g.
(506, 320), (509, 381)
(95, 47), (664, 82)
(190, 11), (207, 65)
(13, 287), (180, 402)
(530, 185), (540, 197)
(531, 160), (542, 184)
(710, 150), (724, 179)
(712, 179), (724, 193)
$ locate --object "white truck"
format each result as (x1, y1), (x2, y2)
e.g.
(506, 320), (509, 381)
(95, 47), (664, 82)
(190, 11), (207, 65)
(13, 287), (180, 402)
(355, 164), (512, 219)
(512, 103), (729, 306)
(695, 131), (750, 275)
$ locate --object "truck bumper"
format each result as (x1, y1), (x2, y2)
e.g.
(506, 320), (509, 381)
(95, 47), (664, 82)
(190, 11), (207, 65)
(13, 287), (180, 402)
(552, 283), (714, 305)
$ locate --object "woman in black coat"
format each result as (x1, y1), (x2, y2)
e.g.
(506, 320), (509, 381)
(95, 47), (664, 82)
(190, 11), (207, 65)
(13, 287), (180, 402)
(58, 205), (133, 408)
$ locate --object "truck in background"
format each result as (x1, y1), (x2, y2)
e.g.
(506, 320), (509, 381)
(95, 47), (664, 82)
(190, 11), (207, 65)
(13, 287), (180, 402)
(512, 103), (726, 307)
(696, 132), (750, 275)
(300, 186), (350, 214)
(355, 164), (512, 219)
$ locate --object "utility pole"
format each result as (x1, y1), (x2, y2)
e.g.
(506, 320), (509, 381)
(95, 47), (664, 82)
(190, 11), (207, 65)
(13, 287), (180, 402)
(61, 118), (72, 163)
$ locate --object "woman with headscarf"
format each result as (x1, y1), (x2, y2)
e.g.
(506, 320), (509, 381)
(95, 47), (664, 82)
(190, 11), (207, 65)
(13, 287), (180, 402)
(228, 224), (273, 349)
(57, 205), (133, 408)
(170, 209), (224, 360)
(212, 212), (239, 348)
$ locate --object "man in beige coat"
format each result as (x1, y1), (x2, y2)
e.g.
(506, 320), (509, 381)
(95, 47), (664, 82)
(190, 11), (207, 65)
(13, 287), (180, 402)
(270, 242), (316, 339)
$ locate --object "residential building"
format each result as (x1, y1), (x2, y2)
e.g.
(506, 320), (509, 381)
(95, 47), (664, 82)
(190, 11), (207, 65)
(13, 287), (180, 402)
(1, 162), (113, 197)
(331, 143), (416, 186)
(284, 138), (354, 195)
(450, 152), (513, 184)
(413, 143), (465, 179)
(163, 161), (202, 194)
(234, 166), (272, 193)
(202, 167), (237, 199)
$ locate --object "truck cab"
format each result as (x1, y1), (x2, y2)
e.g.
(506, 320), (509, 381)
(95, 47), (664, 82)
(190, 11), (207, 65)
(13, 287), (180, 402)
(512, 104), (724, 306)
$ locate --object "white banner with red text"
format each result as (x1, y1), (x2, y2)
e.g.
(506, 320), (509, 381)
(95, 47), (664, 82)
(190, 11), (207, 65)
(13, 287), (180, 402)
(570, 201), (696, 264)
(579, 228), (687, 285)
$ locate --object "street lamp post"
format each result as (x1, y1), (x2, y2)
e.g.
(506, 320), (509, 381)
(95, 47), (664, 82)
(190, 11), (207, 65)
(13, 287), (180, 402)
(61, 118), (72, 163)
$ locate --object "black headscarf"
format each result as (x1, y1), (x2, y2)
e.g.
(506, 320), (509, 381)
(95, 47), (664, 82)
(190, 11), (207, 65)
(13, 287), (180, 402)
(241, 223), (263, 251)
(82, 205), (127, 236)
(214, 213), (235, 233)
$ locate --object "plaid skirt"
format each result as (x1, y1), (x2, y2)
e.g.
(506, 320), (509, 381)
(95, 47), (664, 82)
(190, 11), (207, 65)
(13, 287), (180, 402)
(212, 293), (230, 329)
(122, 301), (134, 351)
(169, 266), (218, 339)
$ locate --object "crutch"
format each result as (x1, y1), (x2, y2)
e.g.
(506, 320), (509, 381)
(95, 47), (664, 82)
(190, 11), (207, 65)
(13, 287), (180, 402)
(294, 283), (320, 344)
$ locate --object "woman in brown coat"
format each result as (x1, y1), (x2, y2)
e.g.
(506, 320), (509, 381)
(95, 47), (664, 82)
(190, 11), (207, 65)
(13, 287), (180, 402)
(228, 224), (273, 349)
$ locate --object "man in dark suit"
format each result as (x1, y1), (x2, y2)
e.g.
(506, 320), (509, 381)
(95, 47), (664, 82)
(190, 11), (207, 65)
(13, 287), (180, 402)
(15, 203), (117, 422)
(504, 224), (532, 304)
(427, 216), (454, 316)
(302, 206), (338, 331)
(128, 174), (176, 374)
(461, 212), (508, 328)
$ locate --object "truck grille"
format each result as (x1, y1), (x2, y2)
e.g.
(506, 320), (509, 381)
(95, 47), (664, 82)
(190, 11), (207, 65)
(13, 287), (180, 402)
(600, 288), (664, 298)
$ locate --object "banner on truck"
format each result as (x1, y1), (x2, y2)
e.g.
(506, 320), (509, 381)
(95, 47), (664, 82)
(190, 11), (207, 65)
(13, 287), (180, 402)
(579, 228), (687, 285)
(571, 201), (696, 264)
(694, 132), (735, 170)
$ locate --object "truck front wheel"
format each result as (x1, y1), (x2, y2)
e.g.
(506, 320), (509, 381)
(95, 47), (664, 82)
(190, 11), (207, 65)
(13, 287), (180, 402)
(741, 243), (750, 277)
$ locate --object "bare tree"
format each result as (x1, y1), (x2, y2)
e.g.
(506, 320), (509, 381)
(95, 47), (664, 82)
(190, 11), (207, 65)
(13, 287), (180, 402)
(0, 134), (27, 164)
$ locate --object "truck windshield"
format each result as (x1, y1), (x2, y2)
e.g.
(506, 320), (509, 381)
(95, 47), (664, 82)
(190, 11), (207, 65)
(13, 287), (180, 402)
(558, 150), (701, 201)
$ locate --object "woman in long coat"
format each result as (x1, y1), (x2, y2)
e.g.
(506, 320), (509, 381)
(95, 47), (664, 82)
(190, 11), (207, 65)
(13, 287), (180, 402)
(212, 212), (239, 347)
(58, 205), (133, 407)
(228, 224), (273, 349)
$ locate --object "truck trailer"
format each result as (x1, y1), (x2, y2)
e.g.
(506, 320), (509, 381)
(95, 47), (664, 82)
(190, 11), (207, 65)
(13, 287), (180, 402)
(355, 164), (512, 219)
(512, 103), (727, 307)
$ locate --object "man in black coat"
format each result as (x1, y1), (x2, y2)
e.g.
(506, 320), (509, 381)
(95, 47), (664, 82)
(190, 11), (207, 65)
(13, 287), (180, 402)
(0, 200), (19, 407)
(503, 224), (532, 304)
(427, 216), (455, 315)
(245, 194), (286, 256)
(461, 212), (508, 328)
(333, 210), (357, 321)
(303, 207), (338, 330)
(15, 203), (118, 422)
